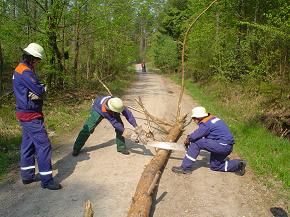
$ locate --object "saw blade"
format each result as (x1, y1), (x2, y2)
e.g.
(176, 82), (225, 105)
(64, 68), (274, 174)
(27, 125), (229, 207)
(146, 141), (185, 151)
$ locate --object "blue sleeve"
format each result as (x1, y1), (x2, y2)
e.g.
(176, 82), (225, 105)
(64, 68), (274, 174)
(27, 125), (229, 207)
(188, 123), (210, 142)
(103, 113), (124, 132)
(22, 70), (45, 96)
(122, 108), (137, 128)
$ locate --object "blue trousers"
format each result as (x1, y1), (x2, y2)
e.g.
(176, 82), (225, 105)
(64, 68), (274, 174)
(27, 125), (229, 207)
(20, 119), (53, 187)
(182, 139), (240, 172)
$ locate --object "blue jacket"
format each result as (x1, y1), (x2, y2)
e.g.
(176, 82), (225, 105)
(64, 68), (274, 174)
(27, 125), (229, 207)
(92, 96), (137, 132)
(188, 115), (235, 145)
(12, 62), (45, 113)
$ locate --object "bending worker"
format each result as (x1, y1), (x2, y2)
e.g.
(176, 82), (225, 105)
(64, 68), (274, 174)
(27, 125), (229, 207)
(13, 43), (61, 190)
(172, 106), (246, 175)
(72, 96), (138, 156)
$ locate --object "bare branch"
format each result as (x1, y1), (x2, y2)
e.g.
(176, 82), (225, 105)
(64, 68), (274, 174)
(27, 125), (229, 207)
(135, 97), (170, 134)
(96, 75), (112, 96)
(32, 0), (47, 12)
(176, 0), (219, 119)
(135, 97), (174, 127)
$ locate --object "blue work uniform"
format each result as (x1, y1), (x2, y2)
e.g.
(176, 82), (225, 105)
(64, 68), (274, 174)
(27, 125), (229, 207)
(182, 115), (240, 172)
(12, 61), (54, 187)
(73, 96), (137, 152)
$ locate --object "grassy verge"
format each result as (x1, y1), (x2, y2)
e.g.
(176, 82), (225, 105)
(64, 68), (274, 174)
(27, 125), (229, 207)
(171, 75), (289, 199)
(0, 68), (136, 181)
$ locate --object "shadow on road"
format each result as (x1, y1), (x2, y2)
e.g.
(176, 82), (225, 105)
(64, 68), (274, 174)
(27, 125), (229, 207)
(270, 207), (289, 217)
(53, 139), (116, 183)
(126, 139), (154, 156)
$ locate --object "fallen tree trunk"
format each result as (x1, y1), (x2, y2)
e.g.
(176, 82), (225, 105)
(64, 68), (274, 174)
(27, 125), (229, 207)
(127, 116), (186, 217)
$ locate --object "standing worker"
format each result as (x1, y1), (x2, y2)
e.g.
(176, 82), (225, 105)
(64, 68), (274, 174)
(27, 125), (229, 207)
(72, 96), (139, 156)
(172, 106), (246, 175)
(141, 62), (146, 72)
(12, 43), (62, 190)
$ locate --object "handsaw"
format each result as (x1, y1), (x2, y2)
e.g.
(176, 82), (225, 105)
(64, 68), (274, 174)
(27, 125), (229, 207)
(146, 141), (186, 151)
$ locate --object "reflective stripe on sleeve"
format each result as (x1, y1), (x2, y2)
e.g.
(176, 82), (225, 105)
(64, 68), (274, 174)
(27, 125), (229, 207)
(39, 171), (53, 175)
(100, 96), (111, 104)
(185, 154), (196, 162)
(21, 166), (35, 170)
(219, 143), (227, 146)
(225, 161), (228, 172)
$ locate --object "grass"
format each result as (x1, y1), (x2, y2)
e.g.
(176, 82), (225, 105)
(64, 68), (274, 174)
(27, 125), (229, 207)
(0, 68), (136, 181)
(171, 75), (290, 199)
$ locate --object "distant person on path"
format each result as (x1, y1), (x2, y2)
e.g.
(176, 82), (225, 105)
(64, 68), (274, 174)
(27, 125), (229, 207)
(141, 62), (146, 72)
(172, 106), (246, 175)
(72, 96), (139, 156)
(12, 43), (62, 190)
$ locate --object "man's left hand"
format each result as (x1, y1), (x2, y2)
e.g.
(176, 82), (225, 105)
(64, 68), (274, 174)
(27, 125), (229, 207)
(28, 92), (40, 100)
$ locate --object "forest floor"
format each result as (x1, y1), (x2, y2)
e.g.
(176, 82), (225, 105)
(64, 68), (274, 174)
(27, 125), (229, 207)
(0, 66), (288, 217)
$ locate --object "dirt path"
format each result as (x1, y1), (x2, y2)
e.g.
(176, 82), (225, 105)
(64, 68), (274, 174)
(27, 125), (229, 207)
(0, 68), (288, 217)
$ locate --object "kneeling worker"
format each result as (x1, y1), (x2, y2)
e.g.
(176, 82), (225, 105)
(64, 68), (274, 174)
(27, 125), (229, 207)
(72, 96), (138, 156)
(172, 106), (246, 175)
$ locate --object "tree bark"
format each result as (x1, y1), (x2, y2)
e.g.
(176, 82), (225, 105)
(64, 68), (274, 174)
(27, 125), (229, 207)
(73, 1), (80, 84)
(127, 116), (185, 217)
(0, 41), (3, 94)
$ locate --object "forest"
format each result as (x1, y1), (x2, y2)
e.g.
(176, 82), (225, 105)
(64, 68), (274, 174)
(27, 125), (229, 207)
(1, 0), (289, 138)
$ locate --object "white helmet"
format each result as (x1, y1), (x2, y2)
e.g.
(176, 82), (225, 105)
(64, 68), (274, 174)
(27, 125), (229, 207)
(107, 97), (124, 113)
(191, 106), (208, 118)
(23, 43), (45, 59)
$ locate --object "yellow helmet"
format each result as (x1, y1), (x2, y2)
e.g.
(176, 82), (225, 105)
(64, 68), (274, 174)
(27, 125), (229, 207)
(191, 106), (208, 118)
(107, 97), (124, 113)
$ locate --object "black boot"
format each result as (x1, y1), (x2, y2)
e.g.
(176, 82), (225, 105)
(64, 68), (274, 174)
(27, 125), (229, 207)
(118, 149), (130, 155)
(171, 166), (193, 174)
(72, 149), (80, 157)
(236, 160), (247, 176)
(42, 182), (62, 190)
(22, 173), (41, 185)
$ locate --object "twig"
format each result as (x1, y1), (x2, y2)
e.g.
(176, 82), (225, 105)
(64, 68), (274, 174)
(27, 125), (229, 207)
(127, 105), (144, 114)
(135, 98), (153, 133)
(281, 129), (290, 138)
(135, 97), (174, 127)
(135, 97), (170, 134)
(147, 171), (161, 195)
(96, 75), (112, 96)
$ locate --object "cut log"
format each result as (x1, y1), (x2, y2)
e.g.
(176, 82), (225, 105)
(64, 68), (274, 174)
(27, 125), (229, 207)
(127, 116), (186, 217)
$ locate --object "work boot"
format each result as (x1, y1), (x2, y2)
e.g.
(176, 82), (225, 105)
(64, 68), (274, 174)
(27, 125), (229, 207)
(22, 173), (41, 185)
(72, 149), (80, 157)
(236, 160), (247, 176)
(171, 166), (193, 174)
(118, 149), (130, 155)
(42, 181), (62, 190)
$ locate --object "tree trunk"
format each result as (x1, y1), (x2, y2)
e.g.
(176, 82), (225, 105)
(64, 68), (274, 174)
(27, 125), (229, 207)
(0, 41), (3, 94)
(73, 2), (80, 84)
(127, 117), (186, 217)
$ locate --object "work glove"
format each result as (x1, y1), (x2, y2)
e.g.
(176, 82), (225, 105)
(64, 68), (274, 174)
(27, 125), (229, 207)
(134, 126), (143, 135)
(184, 137), (190, 150)
(133, 125), (147, 144)
(28, 92), (40, 100)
